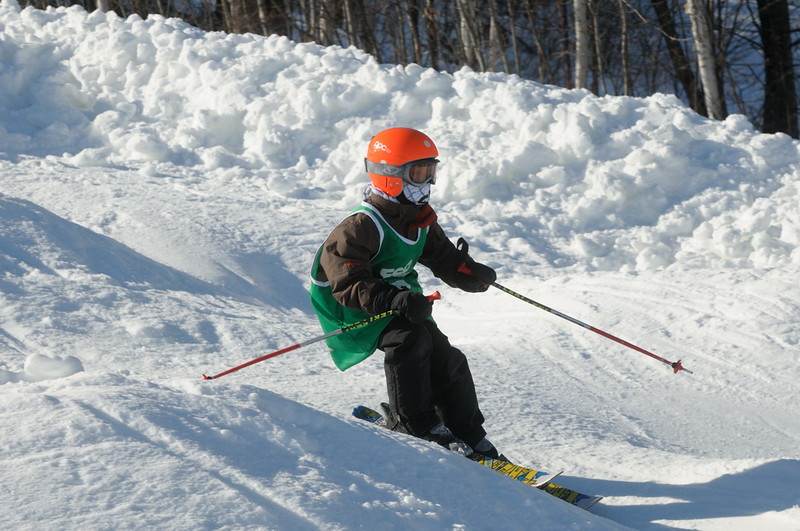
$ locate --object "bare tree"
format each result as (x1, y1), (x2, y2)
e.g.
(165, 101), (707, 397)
(457, 0), (486, 70)
(522, 0), (557, 83)
(590, 1), (607, 94)
(318, 0), (338, 46)
(756, 0), (798, 137)
(618, 0), (632, 95)
(402, 0), (424, 65)
(424, 0), (441, 69)
(558, 0), (573, 87)
(255, 0), (269, 35)
(506, 0), (522, 74)
(686, 0), (726, 119)
(650, 0), (706, 116)
(574, 0), (591, 88)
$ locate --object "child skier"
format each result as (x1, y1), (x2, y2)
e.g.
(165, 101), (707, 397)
(309, 127), (500, 457)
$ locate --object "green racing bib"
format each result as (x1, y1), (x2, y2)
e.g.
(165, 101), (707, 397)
(309, 203), (428, 370)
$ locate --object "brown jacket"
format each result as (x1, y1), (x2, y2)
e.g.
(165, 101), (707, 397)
(314, 193), (464, 315)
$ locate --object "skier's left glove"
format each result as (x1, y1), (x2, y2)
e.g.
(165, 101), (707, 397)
(454, 237), (496, 292)
(454, 258), (496, 292)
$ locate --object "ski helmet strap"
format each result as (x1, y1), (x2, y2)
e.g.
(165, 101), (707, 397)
(365, 159), (403, 178)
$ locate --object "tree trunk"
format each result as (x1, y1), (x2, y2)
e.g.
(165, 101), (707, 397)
(487, 0), (509, 72)
(756, 0), (798, 137)
(591, 1), (605, 94)
(686, 0), (726, 119)
(559, 0), (573, 88)
(319, 0), (337, 45)
(343, 0), (356, 45)
(618, 0), (632, 95)
(523, 0), (555, 83)
(651, 0), (706, 116)
(424, 0), (440, 70)
(507, 0), (521, 75)
(404, 0), (423, 65)
(574, 0), (590, 89)
(255, 0), (269, 35)
(457, 0), (485, 70)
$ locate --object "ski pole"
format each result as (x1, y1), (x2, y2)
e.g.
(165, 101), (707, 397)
(455, 240), (691, 375)
(487, 279), (691, 374)
(202, 291), (441, 380)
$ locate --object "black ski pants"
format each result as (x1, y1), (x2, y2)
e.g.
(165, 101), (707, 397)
(378, 317), (486, 447)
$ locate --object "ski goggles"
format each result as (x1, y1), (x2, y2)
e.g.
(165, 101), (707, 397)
(365, 157), (439, 186)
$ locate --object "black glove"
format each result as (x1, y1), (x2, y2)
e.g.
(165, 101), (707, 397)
(454, 258), (496, 292)
(454, 237), (496, 292)
(390, 290), (433, 323)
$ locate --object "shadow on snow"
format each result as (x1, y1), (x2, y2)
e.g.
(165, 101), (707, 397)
(0, 194), (306, 310)
(576, 459), (800, 529)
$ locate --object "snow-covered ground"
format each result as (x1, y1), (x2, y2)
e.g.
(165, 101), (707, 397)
(2, 2), (799, 529)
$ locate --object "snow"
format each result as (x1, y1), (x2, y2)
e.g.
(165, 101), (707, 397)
(2, 2), (799, 529)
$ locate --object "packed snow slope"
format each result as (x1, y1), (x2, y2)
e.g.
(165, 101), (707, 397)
(2, 3), (799, 530)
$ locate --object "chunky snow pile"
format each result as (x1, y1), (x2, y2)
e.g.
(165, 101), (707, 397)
(1, 2), (799, 530)
(4, 1), (800, 274)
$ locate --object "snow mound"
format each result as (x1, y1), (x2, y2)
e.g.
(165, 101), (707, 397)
(4, 4), (800, 272)
(23, 353), (84, 380)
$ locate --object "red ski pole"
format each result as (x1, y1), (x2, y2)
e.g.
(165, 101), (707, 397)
(483, 278), (692, 374)
(454, 238), (691, 374)
(202, 291), (442, 380)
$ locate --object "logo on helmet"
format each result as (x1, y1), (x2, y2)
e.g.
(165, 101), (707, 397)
(373, 140), (391, 153)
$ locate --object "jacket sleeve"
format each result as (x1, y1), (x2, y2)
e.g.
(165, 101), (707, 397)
(317, 213), (399, 315)
(418, 220), (464, 287)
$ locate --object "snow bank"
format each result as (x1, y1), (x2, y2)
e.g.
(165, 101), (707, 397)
(3, 3), (800, 272)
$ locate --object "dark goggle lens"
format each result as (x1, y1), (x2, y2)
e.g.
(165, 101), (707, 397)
(404, 159), (438, 185)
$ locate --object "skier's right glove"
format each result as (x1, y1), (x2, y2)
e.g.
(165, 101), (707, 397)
(390, 290), (433, 323)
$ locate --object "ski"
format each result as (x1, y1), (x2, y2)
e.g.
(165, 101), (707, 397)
(540, 483), (603, 510)
(352, 405), (602, 510)
(468, 452), (563, 488)
(352, 405), (558, 488)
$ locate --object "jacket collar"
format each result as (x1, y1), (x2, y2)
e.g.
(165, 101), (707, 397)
(366, 193), (436, 236)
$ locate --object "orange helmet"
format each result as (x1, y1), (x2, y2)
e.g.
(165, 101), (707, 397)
(364, 127), (439, 197)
